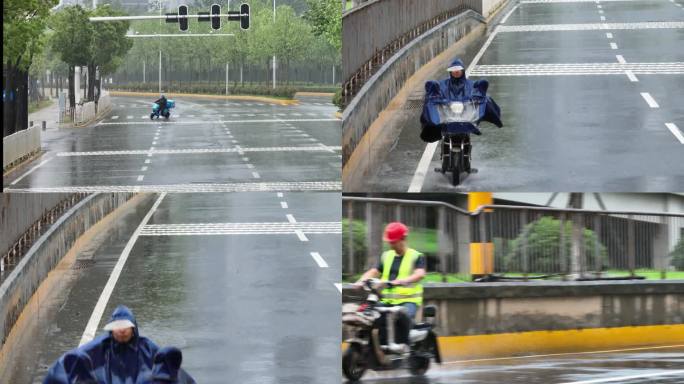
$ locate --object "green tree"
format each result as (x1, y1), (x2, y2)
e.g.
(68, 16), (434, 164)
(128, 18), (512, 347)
(48, 5), (93, 108)
(304, 0), (341, 51)
(3, 0), (58, 136)
(670, 237), (684, 271)
(503, 216), (608, 274)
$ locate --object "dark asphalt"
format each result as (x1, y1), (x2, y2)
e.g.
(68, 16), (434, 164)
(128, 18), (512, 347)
(4, 95), (341, 193)
(1, 192), (341, 384)
(354, 346), (684, 383)
(360, 0), (684, 192)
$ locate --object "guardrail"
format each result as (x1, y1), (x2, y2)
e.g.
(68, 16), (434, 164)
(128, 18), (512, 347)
(342, 196), (684, 280)
(2, 125), (41, 171)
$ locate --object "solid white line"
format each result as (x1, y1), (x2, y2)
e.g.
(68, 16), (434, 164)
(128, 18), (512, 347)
(4, 181), (342, 193)
(280, 201), (288, 209)
(408, 141), (439, 192)
(334, 283), (342, 293)
(625, 70), (638, 82)
(79, 193), (166, 346)
(500, 3), (519, 24)
(286, 214), (297, 223)
(56, 146), (343, 156)
(665, 123), (684, 144)
(615, 55), (626, 63)
(310, 252), (329, 268)
(640, 92), (660, 108)
(497, 21), (684, 32)
(137, 175), (144, 181)
(609, 42), (618, 49)
(442, 344), (684, 365)
(559, 370), (684, 384)
(409, 26), (499, 192)
(295, 230), (309, 242)
(9, 157), (52, 185)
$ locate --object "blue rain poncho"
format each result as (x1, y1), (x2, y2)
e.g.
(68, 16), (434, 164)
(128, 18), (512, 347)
(420, 58), (503, 143)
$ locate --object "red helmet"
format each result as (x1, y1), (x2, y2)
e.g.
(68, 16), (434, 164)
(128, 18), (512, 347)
(383, 222), (408, 242)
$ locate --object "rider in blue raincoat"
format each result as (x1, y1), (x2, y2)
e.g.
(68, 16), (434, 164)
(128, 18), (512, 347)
(142, 347), (196, 384)
(420, 58), (503, 142)
(43, 350), (98, 384)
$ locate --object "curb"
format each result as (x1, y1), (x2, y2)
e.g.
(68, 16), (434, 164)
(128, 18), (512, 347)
(295, 91), (336, 97)
(108, 90), (299, 106)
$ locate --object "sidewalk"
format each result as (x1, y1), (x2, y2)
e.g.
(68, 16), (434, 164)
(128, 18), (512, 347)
(27, 97), (62, 130)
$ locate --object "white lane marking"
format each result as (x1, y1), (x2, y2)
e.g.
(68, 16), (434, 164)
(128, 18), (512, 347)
(521, 0), (642, 2)
(502, 0), (519, 22)
(605, 32), (612, 38)
(597, 5), (602, 9)
(126, 115), (133, 119)
(280, 201), (288, 209)
(140, 166), (148, 171)
(640, 92), (660, 108)
(56, 146), (343, 156)
(334, 283), (342, 293)
(111, 116), (119, 120)
(615, 55), (626, 64)
(665, 123), (684, 144)
(598, 9), (604, 14)
(136, 175), (144, 181)
(152, 141), (158, 145)
(600, 16), (606, 21)
(242, 157), (249, 162)
(140, 222), (341, 236)
(559, 370), (684, 384)
(310, 252), (328, 268)
(295, 230), (309, 242)
(144, 159), (151, 164)
(625, 70), (638, 82)
(409, 25), (500, 192)
(498, 21), (684, 32)
(277, 192), (284, 198)
(141, 115), (147, 119)
(470, 62), (684, 76)
(408, 141), (439, 192)
(609, 42), (618, 49)
(10, 157), (52, 185)
(96, 118), (340, 126)
(252, 172), (260, 179)
(79, 193), (167, 345)
(286, 214), (296, 223)
(442, 344), (684, 366)
(4, 181), (342, 193)
(246, 164), (254, 169)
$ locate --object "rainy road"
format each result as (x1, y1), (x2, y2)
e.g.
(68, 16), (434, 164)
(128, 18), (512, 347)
(3, 95), (341, 193)
(353, 345), (684, 383)
(1, 192), (341, 384)
(361, 0), (684, 192)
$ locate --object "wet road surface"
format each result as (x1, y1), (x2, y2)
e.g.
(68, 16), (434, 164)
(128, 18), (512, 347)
(4, 95), (341, 193)
(1, 192), (341, 384)
(354, 345), (684, 383)
(362, 0), (684, 192)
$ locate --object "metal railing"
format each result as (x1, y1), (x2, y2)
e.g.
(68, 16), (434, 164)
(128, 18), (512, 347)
(342, 0), (481, 106)
(342, 196), (684, 281)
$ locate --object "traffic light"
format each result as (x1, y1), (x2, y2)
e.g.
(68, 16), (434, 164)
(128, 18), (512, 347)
(178, 5), (188, 31)
(211, 4), (221, 30)
(240, 3), (250, 30)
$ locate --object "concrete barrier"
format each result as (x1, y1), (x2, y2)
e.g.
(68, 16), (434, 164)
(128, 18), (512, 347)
(2, 126), (41, 171)
(0, 193), (135, 348)
(73, 101), (96, 127)
(343, 280), (684, 357)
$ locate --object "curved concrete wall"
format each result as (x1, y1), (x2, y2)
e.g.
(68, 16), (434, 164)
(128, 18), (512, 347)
(0, 193), (135, 348)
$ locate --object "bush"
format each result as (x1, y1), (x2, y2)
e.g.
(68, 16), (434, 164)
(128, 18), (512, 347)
(332, 88), (343, 111)
(110, 82), (297, 99)
(342, 219), (368, 276)
(503, 216), (608, 273)
(671, 237), (684, 271)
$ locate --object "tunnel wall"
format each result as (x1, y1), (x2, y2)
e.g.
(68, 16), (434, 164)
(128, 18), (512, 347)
(343, 280), (684, 335)
(0, 193), (135, 348)
(341, 10), (487, 169)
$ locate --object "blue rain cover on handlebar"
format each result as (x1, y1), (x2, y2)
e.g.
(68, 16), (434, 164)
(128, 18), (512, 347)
(420, 74), (503, 143)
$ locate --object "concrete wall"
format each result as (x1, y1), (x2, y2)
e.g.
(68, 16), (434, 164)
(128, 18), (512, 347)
(2, 125), (41, 170)
(342, 10), (486, 166)
(73, 91), (112, 127)
(343, 280), (684, 336)
(0, 193), (135, 348)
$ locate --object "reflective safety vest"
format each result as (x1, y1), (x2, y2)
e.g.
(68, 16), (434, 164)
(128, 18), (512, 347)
(380, 248), (424, 305)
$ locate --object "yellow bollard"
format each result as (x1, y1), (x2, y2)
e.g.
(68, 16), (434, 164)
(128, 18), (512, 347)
(468, 192), (494, 279)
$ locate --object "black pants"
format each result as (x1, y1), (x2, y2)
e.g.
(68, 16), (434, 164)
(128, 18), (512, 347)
(376, 310), (411, 345)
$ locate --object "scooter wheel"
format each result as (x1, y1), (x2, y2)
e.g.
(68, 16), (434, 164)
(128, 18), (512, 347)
(149, 113), (154, 120)
(408, 355), (430, 376)
(342, 344), (367, 381)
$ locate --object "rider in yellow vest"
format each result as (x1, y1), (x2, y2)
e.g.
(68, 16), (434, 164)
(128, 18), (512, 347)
(354, 222), (426, 348)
